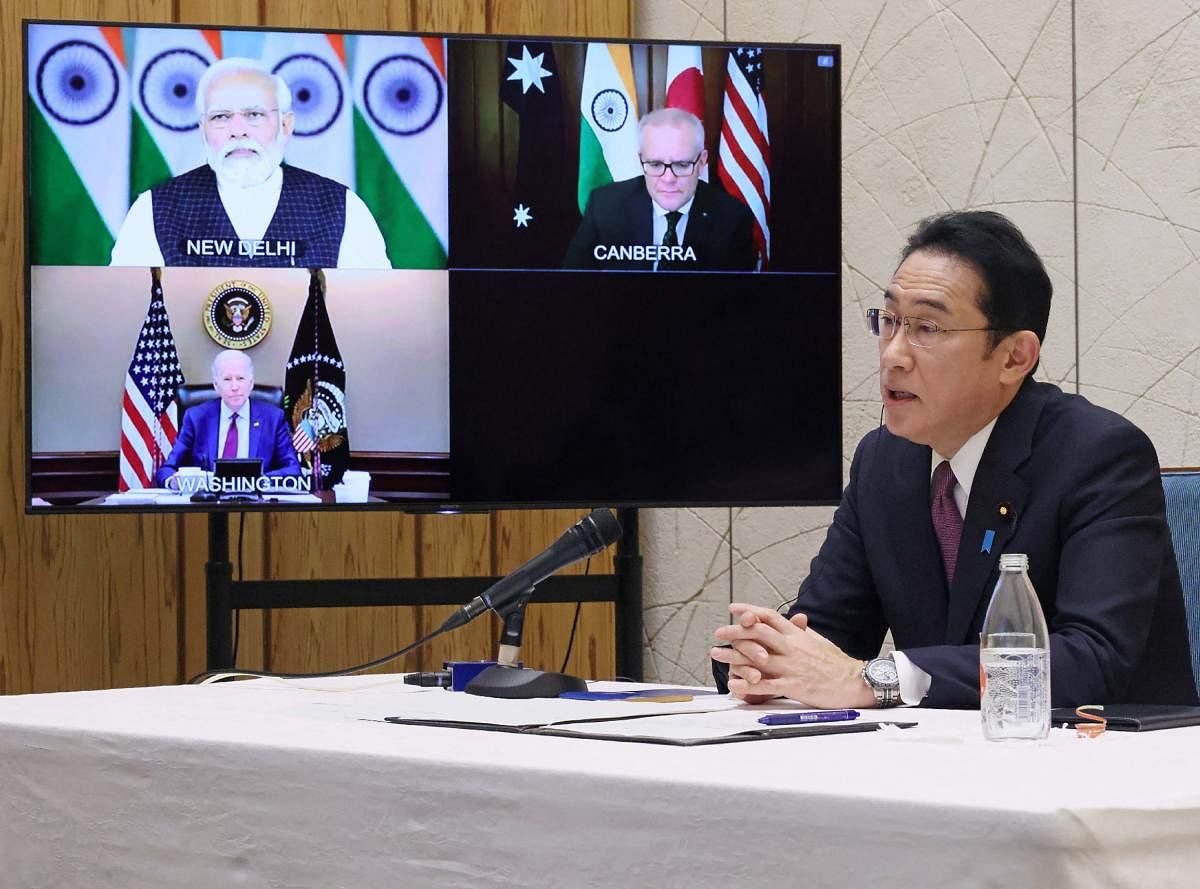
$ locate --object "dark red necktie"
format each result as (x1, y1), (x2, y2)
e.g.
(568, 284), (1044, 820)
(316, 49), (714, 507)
(222, 412), (239, 459)
(931, 460), (963, 585)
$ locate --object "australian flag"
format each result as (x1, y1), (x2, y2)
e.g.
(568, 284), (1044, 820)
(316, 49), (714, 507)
(284, 269), (349, 489)
(498, 41), (576, 266)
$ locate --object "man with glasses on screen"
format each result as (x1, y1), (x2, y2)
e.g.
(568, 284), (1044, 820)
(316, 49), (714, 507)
(563, 108), (755, 271)
(711, 210), (1197, 710)
(110, 58), (389, 269)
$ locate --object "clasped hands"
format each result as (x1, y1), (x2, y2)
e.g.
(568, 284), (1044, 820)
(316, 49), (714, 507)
(711, 603), (876, 708)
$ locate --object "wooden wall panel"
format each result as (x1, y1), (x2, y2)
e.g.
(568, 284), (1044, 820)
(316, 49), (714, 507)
(413, 0), (488, 34)
(177, 0), (258, 25)
(3, 2), (178, 697)
(417, 512), (496, 669)
(488, 0), (631, 37)
(493, 509), (616, 679)
(264, 512), (424, 674)
(260, 0), (415, 32)
(1, 0), (630, 696)
(97, 515), (181, 687)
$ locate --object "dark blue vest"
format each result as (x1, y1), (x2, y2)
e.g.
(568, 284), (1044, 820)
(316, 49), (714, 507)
(151, 165), (347, 267)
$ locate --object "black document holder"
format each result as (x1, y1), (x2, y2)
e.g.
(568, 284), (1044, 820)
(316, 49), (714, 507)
(383, 712), (916, 746)
(1051, 704), (1200, 732)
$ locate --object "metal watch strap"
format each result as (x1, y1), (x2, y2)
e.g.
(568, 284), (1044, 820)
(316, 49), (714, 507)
(871, 684), (901, 708)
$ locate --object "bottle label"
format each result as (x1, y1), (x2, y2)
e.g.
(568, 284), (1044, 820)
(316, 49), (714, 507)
(980, 647), (1050, 740)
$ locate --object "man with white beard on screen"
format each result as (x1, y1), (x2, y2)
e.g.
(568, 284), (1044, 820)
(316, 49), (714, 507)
(110, 57), (389, 269)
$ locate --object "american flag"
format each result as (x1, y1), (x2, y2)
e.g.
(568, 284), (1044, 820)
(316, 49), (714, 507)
(118, 269), (185, 490)
(717, 46), (771, 268)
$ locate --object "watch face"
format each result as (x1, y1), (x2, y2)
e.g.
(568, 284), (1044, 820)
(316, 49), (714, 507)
(866, 658), (899, 686)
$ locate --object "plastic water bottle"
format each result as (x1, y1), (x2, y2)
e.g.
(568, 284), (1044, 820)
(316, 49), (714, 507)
(980, 553), (1050, 740)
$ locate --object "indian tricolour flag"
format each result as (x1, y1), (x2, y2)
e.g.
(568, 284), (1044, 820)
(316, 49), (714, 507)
(577, 43), (641, 213)
(261, 31), (354, 188)
(128, 28), (220, 201)
(351, 35), (447, 269)
(27, 23), (131, 265)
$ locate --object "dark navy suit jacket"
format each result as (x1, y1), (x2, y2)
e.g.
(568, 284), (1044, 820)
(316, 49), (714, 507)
(155, 398), (301, 486)
(791, 379), (1197, 708)
(563, 177), (756, 271)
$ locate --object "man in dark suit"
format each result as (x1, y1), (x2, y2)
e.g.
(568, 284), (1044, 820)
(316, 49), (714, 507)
(712, 210), (1198, 709)
(156, 350), (300, 487)
(563, 108), (756, 271)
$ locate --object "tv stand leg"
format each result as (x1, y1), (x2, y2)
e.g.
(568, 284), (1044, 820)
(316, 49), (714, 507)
(615, 507), (643, 681)
(205, 512), (234, 671)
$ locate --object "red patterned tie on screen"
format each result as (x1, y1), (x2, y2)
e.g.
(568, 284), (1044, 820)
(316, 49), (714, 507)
(931, 460), (962, 584)
(222, 413), (239, 459)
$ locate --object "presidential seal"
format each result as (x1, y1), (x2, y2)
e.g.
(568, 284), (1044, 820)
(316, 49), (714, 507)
(203, 279), (272, 349)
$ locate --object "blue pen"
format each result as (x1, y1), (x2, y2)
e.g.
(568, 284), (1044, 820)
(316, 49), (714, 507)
(758, 709), (860, 726)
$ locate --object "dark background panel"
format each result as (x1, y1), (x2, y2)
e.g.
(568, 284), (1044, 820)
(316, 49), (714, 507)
(449, 269), (842, 505)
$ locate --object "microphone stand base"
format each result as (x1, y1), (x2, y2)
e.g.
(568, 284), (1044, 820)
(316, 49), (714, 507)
(464, 664), (587, 699)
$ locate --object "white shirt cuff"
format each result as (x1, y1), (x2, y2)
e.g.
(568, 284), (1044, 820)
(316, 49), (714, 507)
(890, 650), (932, 706)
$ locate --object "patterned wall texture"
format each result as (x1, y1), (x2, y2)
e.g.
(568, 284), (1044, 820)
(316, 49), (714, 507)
(635, 0), (1200, 684)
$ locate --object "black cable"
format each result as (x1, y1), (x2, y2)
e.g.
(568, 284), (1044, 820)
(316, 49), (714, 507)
(187, 625), (446, 684)
(559, 558), (590, 673)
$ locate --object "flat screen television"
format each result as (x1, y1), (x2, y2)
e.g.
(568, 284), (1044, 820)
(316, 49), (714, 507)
(24, 20), (841, 512)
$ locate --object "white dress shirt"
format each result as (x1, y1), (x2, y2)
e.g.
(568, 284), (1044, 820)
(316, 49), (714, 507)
(109, 166), (391, 269)
(650, 196), (695, 271)
(891, 417), (999, 704)
(218, 401), (250, 460)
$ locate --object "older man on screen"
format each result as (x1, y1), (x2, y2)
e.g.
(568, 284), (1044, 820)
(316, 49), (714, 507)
(711, 210), (1197, 711)
(156, 350), (300, 488)
(563, 108), (756, 271)
(111, 57), (389, 269)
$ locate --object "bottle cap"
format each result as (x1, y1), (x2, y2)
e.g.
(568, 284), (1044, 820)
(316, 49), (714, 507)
(999, 552), (1029, 570)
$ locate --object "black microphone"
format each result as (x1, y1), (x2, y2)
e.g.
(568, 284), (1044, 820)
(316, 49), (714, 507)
(440, 508), (622, 632)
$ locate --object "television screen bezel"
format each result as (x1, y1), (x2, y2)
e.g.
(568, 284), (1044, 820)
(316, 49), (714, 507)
(23, 18), (843, 515)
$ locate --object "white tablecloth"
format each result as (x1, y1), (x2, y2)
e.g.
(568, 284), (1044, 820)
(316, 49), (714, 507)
(1, 676), (1198, 888)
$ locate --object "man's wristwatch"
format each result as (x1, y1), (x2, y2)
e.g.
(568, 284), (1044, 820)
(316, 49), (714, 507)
(862, 656), (902, 708)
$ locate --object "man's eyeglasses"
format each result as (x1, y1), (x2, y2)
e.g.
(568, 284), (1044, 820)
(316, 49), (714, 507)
(641, 155), (702, 177)
(204, 107), (279, 130)
(865, 307), (1006, 350)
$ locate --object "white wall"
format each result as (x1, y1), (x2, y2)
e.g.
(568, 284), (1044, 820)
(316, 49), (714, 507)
(635, 0), (1200, 683)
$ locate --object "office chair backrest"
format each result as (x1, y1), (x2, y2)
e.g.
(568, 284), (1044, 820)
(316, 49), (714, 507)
(176, 383), (285, 421)
(1161, 469), (1200, 696)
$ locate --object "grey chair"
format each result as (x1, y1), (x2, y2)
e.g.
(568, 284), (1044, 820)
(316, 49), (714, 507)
(1162, 469), (1200, 696)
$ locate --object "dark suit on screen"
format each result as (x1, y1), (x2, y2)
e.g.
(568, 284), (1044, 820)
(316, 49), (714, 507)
(791, 379), (1198, 709)
(563, 177), (756, 271)
(155, 398), (301, 486)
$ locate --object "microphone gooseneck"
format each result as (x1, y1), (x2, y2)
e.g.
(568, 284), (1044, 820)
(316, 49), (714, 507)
(439, 508), (622, 633)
